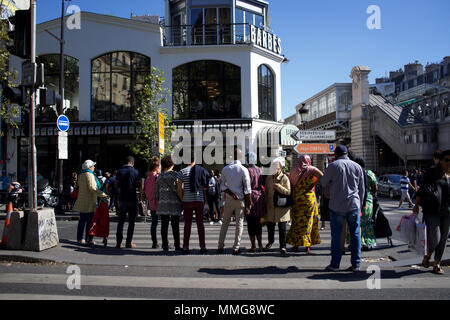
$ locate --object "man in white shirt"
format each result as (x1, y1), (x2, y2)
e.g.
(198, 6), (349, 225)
(217, 147), (252, 255)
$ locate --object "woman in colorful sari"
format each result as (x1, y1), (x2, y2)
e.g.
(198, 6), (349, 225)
(354, 157), (377, 251)
(286, 154), (323, 254)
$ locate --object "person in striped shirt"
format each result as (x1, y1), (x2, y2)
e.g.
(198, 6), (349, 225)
(398, 170), (416, 209)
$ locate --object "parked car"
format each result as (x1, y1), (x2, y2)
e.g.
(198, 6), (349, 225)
(377, 174), (402, 199)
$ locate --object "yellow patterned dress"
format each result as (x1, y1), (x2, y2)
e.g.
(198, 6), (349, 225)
(286, 175), (321, 248)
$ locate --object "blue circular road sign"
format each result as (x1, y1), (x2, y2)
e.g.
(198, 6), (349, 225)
(57, 115), (70, 132)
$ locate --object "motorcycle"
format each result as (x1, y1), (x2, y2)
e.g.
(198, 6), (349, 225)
(37, 178), (59, 208)
(8, 182), (27, 210)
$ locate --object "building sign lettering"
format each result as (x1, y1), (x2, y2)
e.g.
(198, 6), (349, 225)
(250, 25), (281, 55)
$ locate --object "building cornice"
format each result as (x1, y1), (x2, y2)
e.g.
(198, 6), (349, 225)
(37, 11), (161, 34)
(160, 43), (284, 63)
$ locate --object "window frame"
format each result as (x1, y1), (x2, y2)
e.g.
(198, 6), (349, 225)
(257, 64), (275, 121)
(91, 51), (151, 121)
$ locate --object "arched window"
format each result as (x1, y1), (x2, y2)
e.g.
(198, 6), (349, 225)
(91, 51), (150, 121)
(172, 60), (241, 120)
(36, 54), (79, 122)
(258, 64), (275, 121)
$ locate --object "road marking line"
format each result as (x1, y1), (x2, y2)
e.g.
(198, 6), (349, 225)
(0, 273), (449, 290)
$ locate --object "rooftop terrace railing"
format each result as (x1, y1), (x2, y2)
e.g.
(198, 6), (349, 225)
(162, 23), (253, 47)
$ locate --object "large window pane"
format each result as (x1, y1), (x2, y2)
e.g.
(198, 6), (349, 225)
(91, 51), (150, 121)
(219, 8), (231, 44)
(328, 91), (336, 113)
(173, 60), (241, 120)
(254, 14), (263, 27)
(191, 9), (203, 45)
(244, 11), (253, 24)
(204, 8), (217, 44)
(319, 96), (326, 117)
(235, 9), (246, 43)
(36, 54), (80, 122)
(132, 53), (150, 72)
(311, 101), (318, 120)
(258, 65), (275, 121)
(206, 60), (223, 80)
(92, 72), (111, 121)
(338, 89), (352, 111)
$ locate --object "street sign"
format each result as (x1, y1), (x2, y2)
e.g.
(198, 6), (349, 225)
(58, 131), (68, 160)
(293, 130), (336, 141)
(56, 114), (70, 132)
(294, 143), (336, 154)
(158, 112), (164, 154)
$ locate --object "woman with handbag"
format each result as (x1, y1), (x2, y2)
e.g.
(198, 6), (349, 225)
(286, 154), (323, 254)
(264, 157), (291, 255)
(413, 149), (450, 275)
(73, 160), (107, 246)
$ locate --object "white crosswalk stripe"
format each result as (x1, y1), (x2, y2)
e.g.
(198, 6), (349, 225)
(94, 220), (402, 250)
(1, 272), (449, 291)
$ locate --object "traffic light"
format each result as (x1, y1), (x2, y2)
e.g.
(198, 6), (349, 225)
(3, 85), (27, 105)
(7, 9), (31, 58)
(39, 88), (62, 106)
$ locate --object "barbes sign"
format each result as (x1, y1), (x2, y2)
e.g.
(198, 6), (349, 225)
(250, 25), (282, 55)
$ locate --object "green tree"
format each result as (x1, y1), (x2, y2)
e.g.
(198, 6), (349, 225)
(129, 67), (175, 162)
(0, 5), (21, 132)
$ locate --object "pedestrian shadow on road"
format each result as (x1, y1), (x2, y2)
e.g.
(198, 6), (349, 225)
(198, 266), (428, 282)
(198, 266), (310, 276)
(307, 268), (427, 282)
(59, 239), (182, 257)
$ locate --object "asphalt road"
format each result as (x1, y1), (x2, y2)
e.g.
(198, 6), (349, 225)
(0, 197), (449, 304)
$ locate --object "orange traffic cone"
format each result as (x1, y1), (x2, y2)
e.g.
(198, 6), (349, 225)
(0, 202), (13, 247)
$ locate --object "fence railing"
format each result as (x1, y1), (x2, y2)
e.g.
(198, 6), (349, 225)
(163, 23), (252, 47)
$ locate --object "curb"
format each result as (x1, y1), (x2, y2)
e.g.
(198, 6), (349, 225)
(0, 254), (64, 265)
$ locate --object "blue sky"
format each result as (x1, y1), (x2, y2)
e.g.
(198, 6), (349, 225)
(36, 0), (450, 119)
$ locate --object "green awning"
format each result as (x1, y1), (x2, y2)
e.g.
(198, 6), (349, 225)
(396, 98), (417, 107)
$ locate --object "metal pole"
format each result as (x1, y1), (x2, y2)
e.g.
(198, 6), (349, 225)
(57, 0), (65, 197)
(29, 0), (37, 210)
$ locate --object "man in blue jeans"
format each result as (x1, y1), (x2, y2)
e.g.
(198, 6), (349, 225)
(320, 145), (365, 272)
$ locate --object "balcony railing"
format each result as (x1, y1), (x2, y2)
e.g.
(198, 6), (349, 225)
(163, 23), (253, 47)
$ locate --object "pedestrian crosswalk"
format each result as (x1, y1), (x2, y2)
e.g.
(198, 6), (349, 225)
(93, 219), (400, 252)
(1, 271), (450, 290)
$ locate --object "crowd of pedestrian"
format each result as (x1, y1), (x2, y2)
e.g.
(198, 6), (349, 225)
(70, 145), (449, 275)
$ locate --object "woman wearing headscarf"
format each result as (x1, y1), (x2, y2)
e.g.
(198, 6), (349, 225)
(354, 157), (377, 251)
(264, 157), (291, 255)
(246, 152), (266, 252)
(286, 154), (323, 254)
(73, 160), (107, 245)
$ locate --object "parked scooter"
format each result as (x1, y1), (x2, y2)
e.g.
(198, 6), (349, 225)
(8, 182), (26, 210)
(37, 178), (59, 208)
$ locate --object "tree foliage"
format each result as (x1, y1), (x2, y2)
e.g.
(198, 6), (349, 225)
(128, 67), (175, 162)
(0, 5), (21, 130)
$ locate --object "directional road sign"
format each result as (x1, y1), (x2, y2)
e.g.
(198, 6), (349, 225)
(294, 143), (336, 154)
(293, 130), (336, 141)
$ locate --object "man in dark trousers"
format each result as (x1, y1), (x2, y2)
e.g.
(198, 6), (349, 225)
(115, 156), (140, 249)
